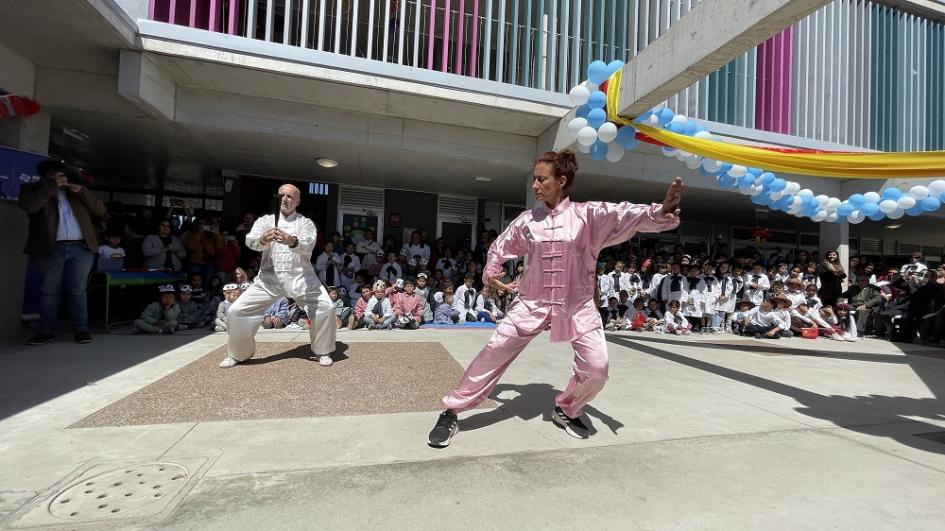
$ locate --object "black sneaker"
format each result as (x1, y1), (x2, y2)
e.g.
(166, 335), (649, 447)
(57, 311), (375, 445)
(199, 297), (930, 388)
(74, 331), (92, 344)
(427, 410), (458, 448)
(552, 407), (590, 439)
(27, 333), (56, 346)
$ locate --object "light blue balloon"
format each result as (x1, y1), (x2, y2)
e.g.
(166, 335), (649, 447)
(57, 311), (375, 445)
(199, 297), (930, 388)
(804, 203), (819, 217)
(748, 168), (763, 178)
(769, 178), (786, 192)
(576, 104), (590, 119)
(683, 122), (699, 136)
(760, 172), (776, 185)
(587, 90), (607, 109)
(667, 122), (685, 134)
(589, 140), (608, 160)
(718, 163), (732, 175)
(634, 111), (653, 124)
(906, 204), (925, 216)
(616, 126), (636, 145)
(739, 175), (755, 188)
(587, 60), (610, 85)
(848, 194), (866, 207)
(940, 192), (945, 203)
(658, 108), (675, 126)
(607, 60), (625, 75)
(718, 175), (736, 188)
(836, 202), (854, 217)
(861, 202), (880, 216)
(920, 196), (941, 211)
(868, 211), (886, 221)
(751, 193), (772, 206)
(587, 108), (607, 129)
(881, 187), (902, 200)
(623, 137), (639, 150)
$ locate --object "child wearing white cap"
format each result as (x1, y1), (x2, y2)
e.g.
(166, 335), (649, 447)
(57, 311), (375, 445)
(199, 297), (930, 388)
(177, 284), (202, 330)
(214, 283), (241, 332)
(134, 284), (181, 334)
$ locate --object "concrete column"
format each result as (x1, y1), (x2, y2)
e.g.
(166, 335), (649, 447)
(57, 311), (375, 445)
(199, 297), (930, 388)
(0, 113), (50, 339)
(820, 221), (850, 290)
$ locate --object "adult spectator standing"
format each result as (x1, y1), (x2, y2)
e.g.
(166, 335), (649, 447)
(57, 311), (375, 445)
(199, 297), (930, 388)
(142, 220), (186, 271)
(901, 252), (928, 279)
(818, 249), (847, 306)
(219, 184), (337, 368)
(355, 228), (382, 270)
(314, 241), (344, 287)
(401, 230), (431, 266)
(19, 159), (106, 345)
(183, 218), (223, 281)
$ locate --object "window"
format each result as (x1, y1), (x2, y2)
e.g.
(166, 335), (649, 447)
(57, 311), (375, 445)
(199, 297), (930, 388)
(309, 182), (329, 196)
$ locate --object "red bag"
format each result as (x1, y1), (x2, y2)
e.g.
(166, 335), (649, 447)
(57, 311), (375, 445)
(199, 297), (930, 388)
(801, 328), (818, 339)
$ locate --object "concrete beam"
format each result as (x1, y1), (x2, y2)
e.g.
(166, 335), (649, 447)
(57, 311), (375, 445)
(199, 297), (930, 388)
(618, 0), (831, 118)
(118, 50), (176, 121)
(0, 41), (35, 97)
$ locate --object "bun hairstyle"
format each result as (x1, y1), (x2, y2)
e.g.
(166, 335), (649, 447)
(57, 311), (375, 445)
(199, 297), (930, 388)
(535, 149), (579, 191)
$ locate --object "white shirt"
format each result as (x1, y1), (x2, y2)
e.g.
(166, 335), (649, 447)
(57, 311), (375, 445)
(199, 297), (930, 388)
(401, 243), (431, 264)
(314, 251), (344, 287)
(98, 245), (126, 258)
(378, 262), (403, 285)
(55, 191), (83, 241)
(246, 212), (320, 299)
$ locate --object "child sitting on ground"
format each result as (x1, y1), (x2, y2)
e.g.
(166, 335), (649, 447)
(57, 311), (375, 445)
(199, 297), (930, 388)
(134, 284), (180, 334)
(474, 285), (504, 324)
(742, 298), (790, 339)
(624, 298), (647, 331)
(176, 284), (203, 330)
(663, 300), (692, 335)
(349, 285), (373, 330)
(433, 291), (460, 324)
(327, 286), (351, 329)
(603, 297), (625, 330)
(261, 297), (290, 329)
(730, 299), (754, 336)
(643, 299), (663, 331)
(790, 302), (851, 342)
(214, 283), (241, 332)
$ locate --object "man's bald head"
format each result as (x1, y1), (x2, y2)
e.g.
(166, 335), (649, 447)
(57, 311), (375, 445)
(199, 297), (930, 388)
(278, 183), (301, 216)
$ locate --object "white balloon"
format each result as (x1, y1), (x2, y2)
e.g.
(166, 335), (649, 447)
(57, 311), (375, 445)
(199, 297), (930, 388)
(879, 199), (898, 213)
(568, 85), (590, 106)
(671, 114), (688, 125)
(750, 185), (764, 196)
(648, 114), (660, 126)
(694, 130), (713, 140)
(811, 210), (828, 222)
(597, 122), (618, 143)
(583, 81), (599, 92)
(769, 191), (784, 201)
(577, 142), (591, 153)
(909, 185), (930, 200)
(897, 196), (917, 209)
(662, 147), (678, 157)
(887, 208), (905, 220)
(848, 210), (865, 224)
(606, 142), (625, 162)
(685, 157), (703, 169)
(826, 197), (842, 210)
(798, 188), (814, 198)
(738, 184), (753, 195)
(826, 212), (839, 223)
(863, 191), (881, 203)
(567, 117), (588, 138)
(577, 126), (598, 147)
(815, 194), (829, 207)
(787, 182), (801, 193)
(729, 165), (747, 177)
(702, 159), (721, 173)
(929, 179), (945, 196)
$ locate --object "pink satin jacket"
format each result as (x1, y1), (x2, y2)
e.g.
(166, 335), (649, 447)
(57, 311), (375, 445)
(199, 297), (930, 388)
(482, 197), (679, 342)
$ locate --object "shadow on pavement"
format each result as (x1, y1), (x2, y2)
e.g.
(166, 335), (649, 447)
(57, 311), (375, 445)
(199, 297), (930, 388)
(608, 334), (945, 455)
(243, 341), (350, 365)
(461, 382), (625, 436)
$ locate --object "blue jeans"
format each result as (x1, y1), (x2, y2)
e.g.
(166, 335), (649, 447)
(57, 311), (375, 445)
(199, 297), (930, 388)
(33, 242), (95, 333)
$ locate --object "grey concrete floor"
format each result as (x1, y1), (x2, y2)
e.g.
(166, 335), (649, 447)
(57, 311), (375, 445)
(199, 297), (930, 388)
(2, 328), (945, 530)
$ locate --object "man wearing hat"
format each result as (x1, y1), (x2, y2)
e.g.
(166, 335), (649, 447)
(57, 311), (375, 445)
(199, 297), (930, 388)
(219, 183), (337, 368)
(19, 159), (106, 345)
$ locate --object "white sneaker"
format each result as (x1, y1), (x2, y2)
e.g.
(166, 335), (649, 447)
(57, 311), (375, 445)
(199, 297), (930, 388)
(219, 357), (239, 368)
(318, 355), (333, 367)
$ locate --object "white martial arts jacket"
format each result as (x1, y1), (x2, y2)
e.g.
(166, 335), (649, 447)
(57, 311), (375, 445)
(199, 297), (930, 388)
(246, 212), (320, 298)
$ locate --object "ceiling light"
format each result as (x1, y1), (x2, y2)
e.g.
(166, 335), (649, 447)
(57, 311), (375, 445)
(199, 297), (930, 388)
(316, 158), (338, 168)
(884, 224), (902, 230)
(475, 176), (492, 182)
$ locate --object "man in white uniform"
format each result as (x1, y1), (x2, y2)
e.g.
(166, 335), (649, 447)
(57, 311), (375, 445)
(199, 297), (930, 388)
(219, 184), (337, 368)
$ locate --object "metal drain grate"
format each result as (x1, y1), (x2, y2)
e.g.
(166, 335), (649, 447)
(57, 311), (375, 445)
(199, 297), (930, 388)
(3, 457), (212, 529)
(48, 463), (188, 521)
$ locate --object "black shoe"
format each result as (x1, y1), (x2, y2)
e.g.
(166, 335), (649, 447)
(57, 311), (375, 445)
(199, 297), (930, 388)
(428, 410), (458, 448)
(27, 333), (56, 346)
(753, 333), (762, 340)
(552, 407), (590, 439)
(74, 331), (92, 344)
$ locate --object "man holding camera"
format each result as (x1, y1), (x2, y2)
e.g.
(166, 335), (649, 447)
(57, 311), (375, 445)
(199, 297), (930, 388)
(19, 159), (106, 345)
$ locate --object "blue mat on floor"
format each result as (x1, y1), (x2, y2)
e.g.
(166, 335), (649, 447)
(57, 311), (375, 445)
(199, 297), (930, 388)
(420, 322), (497, 329)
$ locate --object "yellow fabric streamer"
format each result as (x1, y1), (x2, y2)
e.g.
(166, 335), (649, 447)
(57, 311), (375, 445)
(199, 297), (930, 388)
(604, 67), (945, 179)
(635, 124), (945, 178)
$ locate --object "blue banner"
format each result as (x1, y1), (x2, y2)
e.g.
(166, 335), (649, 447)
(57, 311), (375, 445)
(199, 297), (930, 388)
(0, 145), (44, 201)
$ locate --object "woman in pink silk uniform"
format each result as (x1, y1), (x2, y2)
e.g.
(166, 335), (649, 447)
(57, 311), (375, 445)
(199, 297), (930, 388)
(428, 150), (684, 447)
